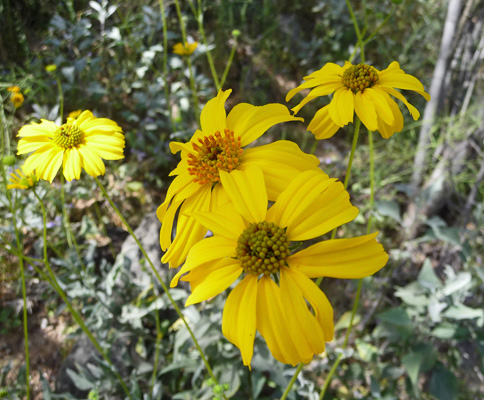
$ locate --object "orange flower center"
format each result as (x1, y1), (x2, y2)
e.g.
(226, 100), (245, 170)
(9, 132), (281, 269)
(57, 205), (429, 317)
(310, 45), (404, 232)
(53, 124), (84, 149)
(342, 63), (379, 93)
(236, 221), (290, 276)
(187, 129), (243, 185)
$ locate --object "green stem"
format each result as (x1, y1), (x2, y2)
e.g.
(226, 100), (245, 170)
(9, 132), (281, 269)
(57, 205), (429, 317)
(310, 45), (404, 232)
(2, 167), (30, 399)
(0, 94), (6, 156)
(33, 189), (132, 399)
(345, 0), (364, 62)
(151, 307), (162, 394)
(158, 0), (175, 131)
(367, 130), (374, 234)
(93, 176), (225, 398)
(173, 0), (200, 122)
(280, 364), (304, 400)
(363, 5), (397, 46)
(189, 0), (221, 90)
(56, 73), (64, 122)
(219, 38), (237, 89)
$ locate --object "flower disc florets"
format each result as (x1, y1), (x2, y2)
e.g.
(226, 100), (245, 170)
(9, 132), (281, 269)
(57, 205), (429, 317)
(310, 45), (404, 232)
(342, 63), (379, 93)
(187, 129), (243, 185)
(53, 124), (84, 149)
(236, 221), (290, 276)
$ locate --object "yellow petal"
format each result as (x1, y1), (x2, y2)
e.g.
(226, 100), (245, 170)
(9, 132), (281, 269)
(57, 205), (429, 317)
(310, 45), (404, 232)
(240, 140), (321, 200)
(77, 146), (105, 177)
(256, 276), (301, 365)
(378, 66), (430, 101)
(266, 170), (358, 240)
(354, 91), (378, 131)
(280, 268), (327, 357)
(169, 235), (235, 286)
(288, 232), (388, 278)
(227, 103), (303, 147)
(380, 87), (421, 120)
(32, 146), (63, 182)
(75, 110), (94, 126)
(192, 203), (246, 239)
(16, 136), (52, 154)
(219, 167), (267, 223)
(185, 261), (242, 306)
(307, 105), (341, 140)
(222, 274), (258, 367)
(18, 120), (57, 138)
(62, 148), (82, 181)
(282, 267), (334, 341)
(200, 89), (231, 135)
(328, 87), (354, 127)
(290, 81), (342, 115)
(376, 91), (404, 139)
(365, 88), (394, 126)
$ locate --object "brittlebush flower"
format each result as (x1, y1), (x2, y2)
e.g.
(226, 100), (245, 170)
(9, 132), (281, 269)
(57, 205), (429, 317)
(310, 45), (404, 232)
(171, 166), (388, 367)
(11, 93), (24, 108)
(17, 110), (125, 182)
(286, 61), (430, 139)
(7, 167), (39, 190)
(7, 86), (21, 93)
(158, 89), (320, 269)
(173, 41), (198, 56)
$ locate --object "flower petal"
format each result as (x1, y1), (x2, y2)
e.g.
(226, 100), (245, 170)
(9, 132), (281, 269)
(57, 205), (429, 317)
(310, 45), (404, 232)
(222, 274), (258, 367)
(288, 232), (388, 278)
(378, 62), (430, 101)
(329, 87), (354, 127)
(241, 140), (321, 200)
(290, 82), (342, 115)
(354, 91), (378, 131)
(17, 136), (52, 154)
(185, 260), (242, 306)
(17, 120), (57, 138)
(380, 87), (421, 120)
(227, 103), (303, 147)
(30, 146), (63, 182)
(62, 147), (82, 181)
(219, 166), (267, 223)
(77, 146), (106, 177)
(307, 105), (341, 140)
(192, 202), (246, 240)
(256, 276), (302, 365)
(364, 88), (394, 126)
(200, 89), (231, 135)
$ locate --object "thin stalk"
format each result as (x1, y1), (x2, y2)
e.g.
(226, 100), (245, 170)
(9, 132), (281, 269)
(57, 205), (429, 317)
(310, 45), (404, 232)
(363, 6), (397, 45)
(93, 176), (225, 397)
(173, 0), (200, 121)
(367, 131), (375, 234)
(0, 95), (6, 156)
(158, 0), (175, 131)
(2, 167), (30, 399)
(33, 189), (132, 399)
(345, 0), (364, 62)
(219, 38), (237, 89)
(280, 364), (304, 400)
(189, 0), (221, 90)
(150, 308), (162, 395)
(56, 73), (64, 122)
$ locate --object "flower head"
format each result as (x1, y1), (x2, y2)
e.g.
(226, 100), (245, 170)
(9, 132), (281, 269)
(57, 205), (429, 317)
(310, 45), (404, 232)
(171, 166), (388, 367)
(17, 110), (125, 182)
(7, 86), (21, 93)
(7, 167), (39, 190)
(173, 41), (198, 56)
(158, 89), (319, 269)
(287, 61), (430, 139)
(45, 64), (57, 73)
(10, 92), (24, 108)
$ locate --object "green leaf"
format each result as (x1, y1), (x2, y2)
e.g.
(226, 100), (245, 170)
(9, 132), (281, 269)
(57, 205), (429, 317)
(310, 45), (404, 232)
(429, 363), (459, 400)
(377, 307), (413, 339)
(334, 311), (361, 331)
(417, 258), (441, 290)
(66, 368), (94, 391)
(430, 323), (457, 339)
(355, 339), (378, 362)
(444, 303), (484, 326)
(375, 200), (402, 223)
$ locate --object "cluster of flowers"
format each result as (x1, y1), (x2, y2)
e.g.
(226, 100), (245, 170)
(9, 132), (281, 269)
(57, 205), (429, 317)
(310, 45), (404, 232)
(12, 60), (429, 367)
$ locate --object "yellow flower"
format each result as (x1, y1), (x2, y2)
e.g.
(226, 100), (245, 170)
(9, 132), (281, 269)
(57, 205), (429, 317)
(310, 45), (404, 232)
(157, 89), (319, 269)
(171, 166), (388, 367)
(17, 110), (125, 182)
(68, 109), (82, 119)
(7, 86), (21, 93)
(7, 167), (39, 190)
(10, 93), (24, 109)
(45, 64), (57, 73)
(286, 61), (431, 139)
(173, 41), (198, 56)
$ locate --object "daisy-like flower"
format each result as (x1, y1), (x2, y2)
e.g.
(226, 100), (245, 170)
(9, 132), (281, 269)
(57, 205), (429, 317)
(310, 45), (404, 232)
(7, 86), (21, 93)
(7, 167), (39, 190)
(68, 109), (82, 119)
(173, 41), (198, 56)
(158, 89), (320, 269)
(286, 61), (430, 139)
(10, 92), (24, 109)
(17, 110), (125, 182)
(171, 166), (388, 367)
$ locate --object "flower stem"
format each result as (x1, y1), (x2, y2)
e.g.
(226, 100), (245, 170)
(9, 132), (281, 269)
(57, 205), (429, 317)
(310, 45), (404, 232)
(219, 38), (237, 89)
(173, 0), (200, 122)
(93, 176), (225, 398)
(33, 189), (132, 399)
(280, 364), (304, 400)
(189, 0), (221, 90)
(367, 130), (375, 234)
(56, 73), (64, 122)
(345, 0), (365, 63)
(2, 166), (30, 399)
(158, 0), (175, 131)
